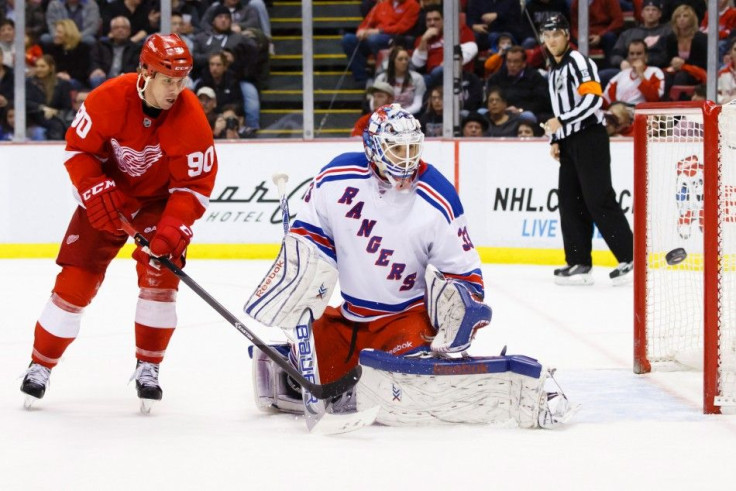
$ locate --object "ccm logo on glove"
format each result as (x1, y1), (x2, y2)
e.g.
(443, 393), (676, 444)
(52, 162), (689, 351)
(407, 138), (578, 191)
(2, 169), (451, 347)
(80, 178), (129, 234)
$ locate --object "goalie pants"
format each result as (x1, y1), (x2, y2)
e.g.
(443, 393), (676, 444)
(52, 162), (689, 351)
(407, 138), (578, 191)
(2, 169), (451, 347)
(312, 306), (435, 384)
(557, 123), (633, 266)
(31, 201), (181, 368)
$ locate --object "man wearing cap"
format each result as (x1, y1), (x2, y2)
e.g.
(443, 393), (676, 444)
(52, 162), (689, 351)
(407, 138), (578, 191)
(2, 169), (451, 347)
(351, 81), (395, 137)
(196, 86), (219, 127)
(192, 4), (261, 130)
(461, 112), (489, 137)
(609, 0), (671, 70)
(540, 15), (633, 287)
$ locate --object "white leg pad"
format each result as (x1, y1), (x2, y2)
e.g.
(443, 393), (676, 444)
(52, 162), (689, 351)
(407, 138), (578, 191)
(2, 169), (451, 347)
(355, 349), (570, 428)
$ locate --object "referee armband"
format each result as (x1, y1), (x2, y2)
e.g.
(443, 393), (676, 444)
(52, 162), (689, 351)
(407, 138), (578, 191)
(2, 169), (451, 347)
(578, 81), (603, 97)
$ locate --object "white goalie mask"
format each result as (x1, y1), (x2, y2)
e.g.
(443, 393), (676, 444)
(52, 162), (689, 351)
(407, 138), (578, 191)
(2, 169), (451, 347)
(363, 104), (425, 187)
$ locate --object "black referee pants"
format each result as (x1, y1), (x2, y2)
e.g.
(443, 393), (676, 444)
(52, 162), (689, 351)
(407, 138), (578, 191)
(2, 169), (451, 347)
(557, 124), (633, 266)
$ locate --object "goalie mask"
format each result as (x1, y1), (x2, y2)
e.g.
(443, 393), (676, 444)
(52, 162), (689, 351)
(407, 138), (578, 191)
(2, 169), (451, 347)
(363, 104), (424, 188)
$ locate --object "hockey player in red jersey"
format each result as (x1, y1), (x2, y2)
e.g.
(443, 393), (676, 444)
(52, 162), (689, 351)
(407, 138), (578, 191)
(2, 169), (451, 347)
(20, 33), (217, 413)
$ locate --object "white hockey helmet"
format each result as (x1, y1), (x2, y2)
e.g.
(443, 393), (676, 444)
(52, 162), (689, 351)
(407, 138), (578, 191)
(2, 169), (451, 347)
(363, 103), (424, 184)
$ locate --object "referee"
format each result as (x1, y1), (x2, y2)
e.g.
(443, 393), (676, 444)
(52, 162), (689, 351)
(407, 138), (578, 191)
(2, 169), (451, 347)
(540, 15), (633, 286)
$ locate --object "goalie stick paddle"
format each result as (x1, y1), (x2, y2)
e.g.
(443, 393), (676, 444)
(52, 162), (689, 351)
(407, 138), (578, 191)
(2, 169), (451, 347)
(118, 215), (361, 400)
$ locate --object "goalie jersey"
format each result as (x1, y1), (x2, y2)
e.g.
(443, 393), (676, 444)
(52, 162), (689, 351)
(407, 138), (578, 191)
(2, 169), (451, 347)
(291, 152), (484, 322)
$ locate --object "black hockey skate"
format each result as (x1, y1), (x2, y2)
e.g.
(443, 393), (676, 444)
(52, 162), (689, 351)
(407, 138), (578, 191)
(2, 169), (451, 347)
(21, 362), (51, 409)
(133, 361), (162, 414)
(553, 264), (593, 286)
(609, 261), (633, 286)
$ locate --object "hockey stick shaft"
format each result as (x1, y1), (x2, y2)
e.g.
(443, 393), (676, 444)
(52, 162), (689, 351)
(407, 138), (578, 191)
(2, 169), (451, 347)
(119, 216), (360, 399)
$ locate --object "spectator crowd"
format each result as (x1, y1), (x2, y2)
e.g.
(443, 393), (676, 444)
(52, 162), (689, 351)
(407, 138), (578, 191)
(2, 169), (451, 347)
(347, 0), (732, 139)
(2, 0), (734, 140)
(0, 0), (271, 140)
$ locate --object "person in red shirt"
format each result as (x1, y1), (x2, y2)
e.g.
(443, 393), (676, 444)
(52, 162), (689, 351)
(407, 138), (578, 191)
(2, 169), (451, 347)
(411, 5), (478, 89)
(351, 80), (395, 136)
(341, 0), (420, 83)
(19, 34), (218, 414)
(570, 0), (624, 66)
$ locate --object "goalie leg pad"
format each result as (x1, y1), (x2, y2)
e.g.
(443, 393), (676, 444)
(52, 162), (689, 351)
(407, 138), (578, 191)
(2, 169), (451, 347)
(244, 234), (338, 328)
(355, 349), (567, 428)
(425, 265), (492, 353)
(249, 344), (304, 414)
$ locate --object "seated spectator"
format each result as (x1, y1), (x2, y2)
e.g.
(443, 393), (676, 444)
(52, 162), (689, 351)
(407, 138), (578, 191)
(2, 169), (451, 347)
(26, 54), (73, 140)
(466, 0), (524, 52)
(662, 0), (707, 25)
(43, 0), (102, 47)
(102, 0), (154, 43)
(412, 5), (478, 89)
(570, 0), (624, 66)
(419, 84), (443, 137)
(517, 120), (540, 138)
(25, 33), (43, 70)
(42, 19), (92, 89)
(482, 31), (516, 77)
(461, 111), (489, 137)
(171, 0), (207, 36)
(374, 45), (426, 116)
(690, 82), (706, 100)
(603, 39), (665, 106)
(700, 0), (736, 62)
(61, 89), (88, 127)
(0, 100), (13, 140)
(195, 51), (244, 116)
(718, 37), (736, 103)
(213, 103), (256, 139)
(26, 0), (48, 43)
(485, 45), (551, 123)
(609, 0), (672, 70)
(196, 86), (219, 128)
(519, 0), (571, 49)
(484, 86), (521, 137)
(1, 19), (15, 68)
(459, 71), (485, 112)
(351, 81), (395, 136)
(88, 16), (142, 89)
(604, 101), (634, 137)
(341, 0), (420, 83)
(193, 6), (263, 130)
(201, 0), (268, 37)
(0, 49), (12, 109)
(665, 4), (707, 89)
(171, 10), (195, 52)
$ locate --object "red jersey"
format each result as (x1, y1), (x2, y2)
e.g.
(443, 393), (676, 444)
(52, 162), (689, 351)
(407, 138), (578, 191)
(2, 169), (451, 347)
(65, 73), (217, 227)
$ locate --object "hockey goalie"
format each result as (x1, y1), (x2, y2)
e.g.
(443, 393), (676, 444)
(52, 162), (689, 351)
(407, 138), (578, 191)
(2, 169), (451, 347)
(244, 105), (574, 430)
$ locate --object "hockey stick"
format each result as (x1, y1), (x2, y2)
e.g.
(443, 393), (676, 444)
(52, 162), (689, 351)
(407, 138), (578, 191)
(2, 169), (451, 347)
(271, 172), (380, 434)
(118, 214), (361, 400)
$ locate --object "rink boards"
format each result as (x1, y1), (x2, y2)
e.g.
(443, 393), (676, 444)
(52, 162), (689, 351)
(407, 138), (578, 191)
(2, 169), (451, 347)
(0, 138), (633, 265)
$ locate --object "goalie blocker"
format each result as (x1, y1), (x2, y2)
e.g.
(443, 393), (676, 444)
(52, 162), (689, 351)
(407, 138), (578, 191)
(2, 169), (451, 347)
(250, 345), (574, 428)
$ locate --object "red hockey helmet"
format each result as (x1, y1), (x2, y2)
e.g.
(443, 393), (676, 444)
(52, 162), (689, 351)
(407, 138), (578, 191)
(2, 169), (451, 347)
(139, 33), (193, 78)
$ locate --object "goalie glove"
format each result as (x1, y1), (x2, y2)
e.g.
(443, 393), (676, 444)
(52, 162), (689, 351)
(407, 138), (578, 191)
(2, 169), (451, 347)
(425, 264), (492, 353)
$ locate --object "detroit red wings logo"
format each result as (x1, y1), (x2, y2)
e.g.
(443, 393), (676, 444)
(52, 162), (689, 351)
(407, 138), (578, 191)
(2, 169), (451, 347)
(110, 138), (162, 177)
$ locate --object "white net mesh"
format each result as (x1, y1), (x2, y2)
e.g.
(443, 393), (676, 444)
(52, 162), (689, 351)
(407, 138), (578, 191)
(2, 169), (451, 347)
(716, 102), (736, 407)
(644, 110), (704, 367)
(641, 103), (736, 410)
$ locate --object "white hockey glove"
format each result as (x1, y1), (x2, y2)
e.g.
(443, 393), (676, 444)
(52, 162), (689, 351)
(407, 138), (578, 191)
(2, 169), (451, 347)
(425, 264), (492, 353)
(244, 234), (338, 329)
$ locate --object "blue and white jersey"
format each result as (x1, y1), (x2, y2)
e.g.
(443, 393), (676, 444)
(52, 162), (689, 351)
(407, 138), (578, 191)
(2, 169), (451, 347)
(291, 152), (484, 322)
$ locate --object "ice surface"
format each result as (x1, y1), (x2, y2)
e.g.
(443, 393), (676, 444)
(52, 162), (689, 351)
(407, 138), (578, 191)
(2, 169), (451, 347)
(2, 259), (735, 490)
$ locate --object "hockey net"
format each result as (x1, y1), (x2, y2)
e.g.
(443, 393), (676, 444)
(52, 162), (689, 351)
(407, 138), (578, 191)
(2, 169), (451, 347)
(633, 101), (736, 414)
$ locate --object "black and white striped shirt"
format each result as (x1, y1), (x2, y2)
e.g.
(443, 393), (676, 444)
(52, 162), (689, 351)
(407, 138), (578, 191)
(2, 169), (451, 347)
(547, 48), (605, 142)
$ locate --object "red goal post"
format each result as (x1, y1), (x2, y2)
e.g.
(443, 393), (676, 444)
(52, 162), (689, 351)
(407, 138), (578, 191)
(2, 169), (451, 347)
(633, 101), (736, 414)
